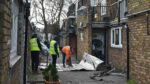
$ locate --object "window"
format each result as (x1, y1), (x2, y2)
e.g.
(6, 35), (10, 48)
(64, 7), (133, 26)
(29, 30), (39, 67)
(92, 7), (97, 21)
(111, 27), (122, 48)
(101, 0), (107, 15)
(120, 0), (127, 21)
(77, 7), (87, 16)
(91, 0), (98, 6)
(9, 0), (21, 67)
(78, 0), (86, 9)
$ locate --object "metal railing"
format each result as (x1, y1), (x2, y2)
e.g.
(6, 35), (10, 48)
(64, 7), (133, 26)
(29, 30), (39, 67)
(92, 1), (119, 23)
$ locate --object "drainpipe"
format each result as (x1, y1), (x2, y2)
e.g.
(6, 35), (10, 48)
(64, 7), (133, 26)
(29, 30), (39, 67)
(23, 0), (30, 84)
(126, 24), (130, 80)
(118, 0), (121, 24)
(125, 0), (130, 80)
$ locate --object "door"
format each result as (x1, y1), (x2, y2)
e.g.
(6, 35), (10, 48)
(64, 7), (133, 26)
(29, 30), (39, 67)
(69, 34), (77, 59)
(92, 29), (106, 63)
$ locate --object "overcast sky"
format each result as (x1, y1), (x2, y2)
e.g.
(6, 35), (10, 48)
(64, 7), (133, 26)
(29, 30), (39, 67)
(29, 0), (76, 29)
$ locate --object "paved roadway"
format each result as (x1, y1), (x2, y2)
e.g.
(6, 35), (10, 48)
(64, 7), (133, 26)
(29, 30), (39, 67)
(57, 56), (127, 84)
(27, 55), (127, 84)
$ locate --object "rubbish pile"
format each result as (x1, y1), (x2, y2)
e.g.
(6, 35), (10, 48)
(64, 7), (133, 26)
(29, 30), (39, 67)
(90, 63), (126, 81)
(90, 64), (115, 81)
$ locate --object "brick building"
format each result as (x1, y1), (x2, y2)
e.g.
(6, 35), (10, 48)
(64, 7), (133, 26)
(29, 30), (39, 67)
(60, 3), (77, 59)
(63, 0), (127, 72)
(75, 0), (128, 69)
(128, 0), (150, 83)
(76, 0), (91, 60)
(60, 19), (68, 47)
(0, 0), (31, 84)
(61, 0), (150, 83)
(106, 0), (128, 72)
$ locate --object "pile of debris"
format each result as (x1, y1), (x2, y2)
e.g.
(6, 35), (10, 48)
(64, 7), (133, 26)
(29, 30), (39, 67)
(90, 63), (114, 81)
(90, 63), (126, 81)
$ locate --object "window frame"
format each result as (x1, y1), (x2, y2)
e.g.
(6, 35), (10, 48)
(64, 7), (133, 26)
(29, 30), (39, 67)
(91, 0), (97, 7)
(120, 0), (128, 21)
(9, 0), (21, 68)
(101, 0), (107, 16)
(111, 27), (122, 48)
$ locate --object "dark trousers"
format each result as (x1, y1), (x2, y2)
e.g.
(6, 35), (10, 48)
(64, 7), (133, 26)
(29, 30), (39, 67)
(31, 51), (40, 72)
(51, 55), (57, 67)
(62, 52), (72, 66)
(67, 57), (72, 66)
(62, 52), (66, 66)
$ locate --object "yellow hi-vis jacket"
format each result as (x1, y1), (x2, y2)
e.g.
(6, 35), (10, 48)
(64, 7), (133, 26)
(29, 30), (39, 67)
(49, 40), (60, 55)
(30, 38), (40, 51)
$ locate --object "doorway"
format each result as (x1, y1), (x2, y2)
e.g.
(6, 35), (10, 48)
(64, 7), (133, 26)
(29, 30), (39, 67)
(92, 29), (106, 63)
(69, 34), (77, 59)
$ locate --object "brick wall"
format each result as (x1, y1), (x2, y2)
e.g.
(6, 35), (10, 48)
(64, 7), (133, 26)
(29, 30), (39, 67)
(128, 14), (150, 84)
(77, 16), (88, 29)
(76, 0), (92, 60)
(129, 15), (150, 84)
(108, 27), (127, 71)
(62, 19), (69, 47)
(105, 0), (127, 71)
(77, 26), (91, 60)
(0, 0), (25, 84)
(128, 0), (150, 84)
(128, 0), (150, 14)
(0, 0), (11, 84)
(62, 37), (67, 47)
(10, 59), (23, 84)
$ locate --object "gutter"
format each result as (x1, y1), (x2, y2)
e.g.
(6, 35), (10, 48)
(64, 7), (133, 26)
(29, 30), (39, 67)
(127, 9), (150, 18)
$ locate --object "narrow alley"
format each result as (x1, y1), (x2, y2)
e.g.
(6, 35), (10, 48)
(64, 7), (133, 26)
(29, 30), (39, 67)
(27, 54), (126, 84)
(0, 0), (150, 84)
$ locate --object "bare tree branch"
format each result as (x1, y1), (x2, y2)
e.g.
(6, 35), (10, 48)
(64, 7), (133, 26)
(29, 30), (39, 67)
(31, 0), (72, 40)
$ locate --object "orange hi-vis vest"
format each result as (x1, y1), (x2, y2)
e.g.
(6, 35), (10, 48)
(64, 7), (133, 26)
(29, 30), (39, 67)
(62, 46), (71, 59)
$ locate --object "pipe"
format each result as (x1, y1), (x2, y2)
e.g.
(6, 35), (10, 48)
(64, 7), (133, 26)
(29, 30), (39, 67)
(104, 28), (107, 64)
(125, 0), (130, 80)
(126, 24), (130, 80)
(23, 0), (30, 84)
(118, 0), (121, 24)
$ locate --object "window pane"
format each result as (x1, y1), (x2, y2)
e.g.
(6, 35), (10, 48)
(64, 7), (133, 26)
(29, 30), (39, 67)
(10, 1), (19, 59)
(101, 0), (106, 15)
(91, 0), (97, 6)
(119, 28), (122, 45)
(115, 29), (119, 45)
(120, 0), (127, 19)
(10, 16), (18, 59)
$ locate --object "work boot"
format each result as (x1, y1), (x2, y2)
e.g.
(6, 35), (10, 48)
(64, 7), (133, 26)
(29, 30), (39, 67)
(63, 64), (66, 68)
(69, 65), (73, 67)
